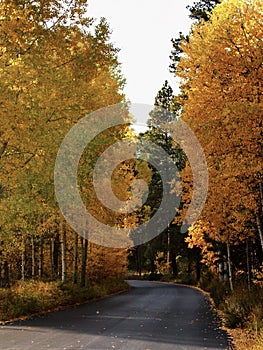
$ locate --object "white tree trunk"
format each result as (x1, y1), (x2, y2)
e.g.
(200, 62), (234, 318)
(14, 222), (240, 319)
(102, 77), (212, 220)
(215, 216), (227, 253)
(227, 243), (233, 291)
(257, 182), (263, 255)
(167, 225), (171, 267)
(256, 214), (263, 255)
(38, 237), (43, 278)
(246, 239), (251, 290)
(73, 233), (78, 284)
(218, 250), (223, 282)
(21, 239), (25, 281)
(61, 224), (67, 283)
(31, 235), (35, 279)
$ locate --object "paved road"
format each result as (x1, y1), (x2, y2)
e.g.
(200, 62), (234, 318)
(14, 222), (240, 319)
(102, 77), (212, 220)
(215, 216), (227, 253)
(0, 281), (230, 350)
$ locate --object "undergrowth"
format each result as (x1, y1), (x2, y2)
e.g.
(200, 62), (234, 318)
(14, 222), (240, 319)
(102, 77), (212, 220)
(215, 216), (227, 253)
(0, 278), (130, 323)
(198, 276), (263, 350)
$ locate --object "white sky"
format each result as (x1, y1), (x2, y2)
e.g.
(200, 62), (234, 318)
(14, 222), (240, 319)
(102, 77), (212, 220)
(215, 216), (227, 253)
(87, 0), (195, 107)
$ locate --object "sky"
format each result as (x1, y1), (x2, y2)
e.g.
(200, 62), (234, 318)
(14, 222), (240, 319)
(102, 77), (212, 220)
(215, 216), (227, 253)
(88, 0), (195, 106)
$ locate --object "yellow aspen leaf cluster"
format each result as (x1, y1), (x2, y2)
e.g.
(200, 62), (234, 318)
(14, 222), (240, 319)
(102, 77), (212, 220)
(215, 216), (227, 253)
(177, 0), (263, 260)
(0, 0), (128, 285)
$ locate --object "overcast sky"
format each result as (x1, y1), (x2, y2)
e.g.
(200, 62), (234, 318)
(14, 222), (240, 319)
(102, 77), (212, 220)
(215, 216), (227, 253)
(88, 0), (195, 107)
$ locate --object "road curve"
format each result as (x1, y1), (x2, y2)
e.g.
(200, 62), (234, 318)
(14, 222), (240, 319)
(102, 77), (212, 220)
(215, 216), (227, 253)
(0, 280), (230, 350)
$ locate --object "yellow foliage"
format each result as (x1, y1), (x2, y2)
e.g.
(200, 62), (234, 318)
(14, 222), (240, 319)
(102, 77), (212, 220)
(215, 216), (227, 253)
(177, 0), (263, 246)
(0, 0), (127, 283)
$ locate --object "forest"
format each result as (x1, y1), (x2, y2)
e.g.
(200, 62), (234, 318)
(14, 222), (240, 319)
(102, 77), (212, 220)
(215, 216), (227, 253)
(0, 0), (262, 349)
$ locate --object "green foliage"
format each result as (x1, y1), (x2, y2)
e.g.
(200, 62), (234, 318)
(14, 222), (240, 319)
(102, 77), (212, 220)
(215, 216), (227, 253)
(187, 0), (221, 21)
(199, 276), (229, 307)
(170, 0), (220, 73)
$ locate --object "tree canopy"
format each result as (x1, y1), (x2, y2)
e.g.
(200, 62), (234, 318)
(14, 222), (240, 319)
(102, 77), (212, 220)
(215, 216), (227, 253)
(175, 0), (263, 284)
(0, 0), (126, 286)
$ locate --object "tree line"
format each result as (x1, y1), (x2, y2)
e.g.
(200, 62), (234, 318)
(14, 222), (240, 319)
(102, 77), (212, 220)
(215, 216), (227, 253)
(0, 0), (262, 297)
(128, 0), (263, 292)
(0, 0), (127, 287)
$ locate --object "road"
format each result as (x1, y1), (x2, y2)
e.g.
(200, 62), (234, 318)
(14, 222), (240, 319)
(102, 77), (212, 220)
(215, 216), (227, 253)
(0, 281), (230, 350)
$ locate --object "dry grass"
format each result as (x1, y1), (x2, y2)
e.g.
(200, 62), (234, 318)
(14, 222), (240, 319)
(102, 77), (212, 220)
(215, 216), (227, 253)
(0, 278), (129, 323)
(198, 278), (263, 350)
(229, 328), (263, 350)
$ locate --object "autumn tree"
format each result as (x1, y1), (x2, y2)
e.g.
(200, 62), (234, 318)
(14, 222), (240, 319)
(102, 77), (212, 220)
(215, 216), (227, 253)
(176, 0), (263, 288)
(170, 0), (220, 74)
(0, 0), (126, 286)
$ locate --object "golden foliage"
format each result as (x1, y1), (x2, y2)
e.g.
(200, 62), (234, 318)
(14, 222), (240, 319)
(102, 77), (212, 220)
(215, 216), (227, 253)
(0, 0), (127, 283)
(177, 0), (263, 247)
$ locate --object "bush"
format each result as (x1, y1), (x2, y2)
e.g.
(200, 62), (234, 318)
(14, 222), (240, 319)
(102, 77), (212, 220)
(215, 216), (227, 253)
(198, 276), (229, 307)
(148, 273), (163, 281)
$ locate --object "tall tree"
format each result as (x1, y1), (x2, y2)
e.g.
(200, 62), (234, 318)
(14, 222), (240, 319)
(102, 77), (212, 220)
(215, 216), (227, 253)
(187, 0), (221, 21)
(0, 0), (126, 286)
(176, 0), (263, 285)
(170, 0), (220, 74)
(133, 81), (186, 275)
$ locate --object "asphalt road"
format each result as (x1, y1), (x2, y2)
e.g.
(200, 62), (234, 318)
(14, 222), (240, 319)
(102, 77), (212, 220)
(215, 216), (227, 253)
(0, 281), (230, 350)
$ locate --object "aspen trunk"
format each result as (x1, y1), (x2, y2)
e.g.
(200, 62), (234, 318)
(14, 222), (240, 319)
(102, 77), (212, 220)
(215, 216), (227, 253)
(258, 182), (263, 255)
(73, 233), (78, 284)
(31, 235), (35, 279)
(227, 243), (233, 291)
(21, 239), (26, 281)
(256, 215), (263, 256)
(135, 245), (142, 277)
(149, 247), (155, 275)
(171, 252), (178, 277)
(195, 254), (201, 282)
(246, 239), (251, 290)
(51, 233), (60, 279)
(0, 246), (9, 288)
(218, 250), (223, 282)
(50, 237), (55, 279)
(223, 257), (228, 282)
(61, 224), (67, 283)
(167, 225), (171, 270)
(38, 237), (43, 278)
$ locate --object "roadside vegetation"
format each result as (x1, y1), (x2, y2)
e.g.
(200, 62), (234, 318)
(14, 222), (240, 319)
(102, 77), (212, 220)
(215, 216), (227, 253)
(0, 278), (129, 323)
(128, 3), (263, 349)
(0, 1), (262, 349)
(0, 0), (129, 323)
(173, 2), (263, 348)
(127, 268), (263, 350)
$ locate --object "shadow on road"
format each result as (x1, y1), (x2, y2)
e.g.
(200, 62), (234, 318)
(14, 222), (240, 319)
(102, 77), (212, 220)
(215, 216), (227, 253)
(1, 281), (231, 350)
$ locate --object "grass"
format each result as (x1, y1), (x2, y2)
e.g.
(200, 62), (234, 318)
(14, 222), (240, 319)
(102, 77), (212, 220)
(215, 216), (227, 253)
(228, 328), (263, 350)
(221, 285), (263, 329)
(0, 278), (130, 323)
(220, 285), (263, 350)
(197, 277), (263, 350)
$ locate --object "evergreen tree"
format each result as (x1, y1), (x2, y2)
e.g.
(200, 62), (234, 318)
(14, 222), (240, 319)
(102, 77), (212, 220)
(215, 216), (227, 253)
(170, 0), (220, 74)
(187, 0), (221, 22)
